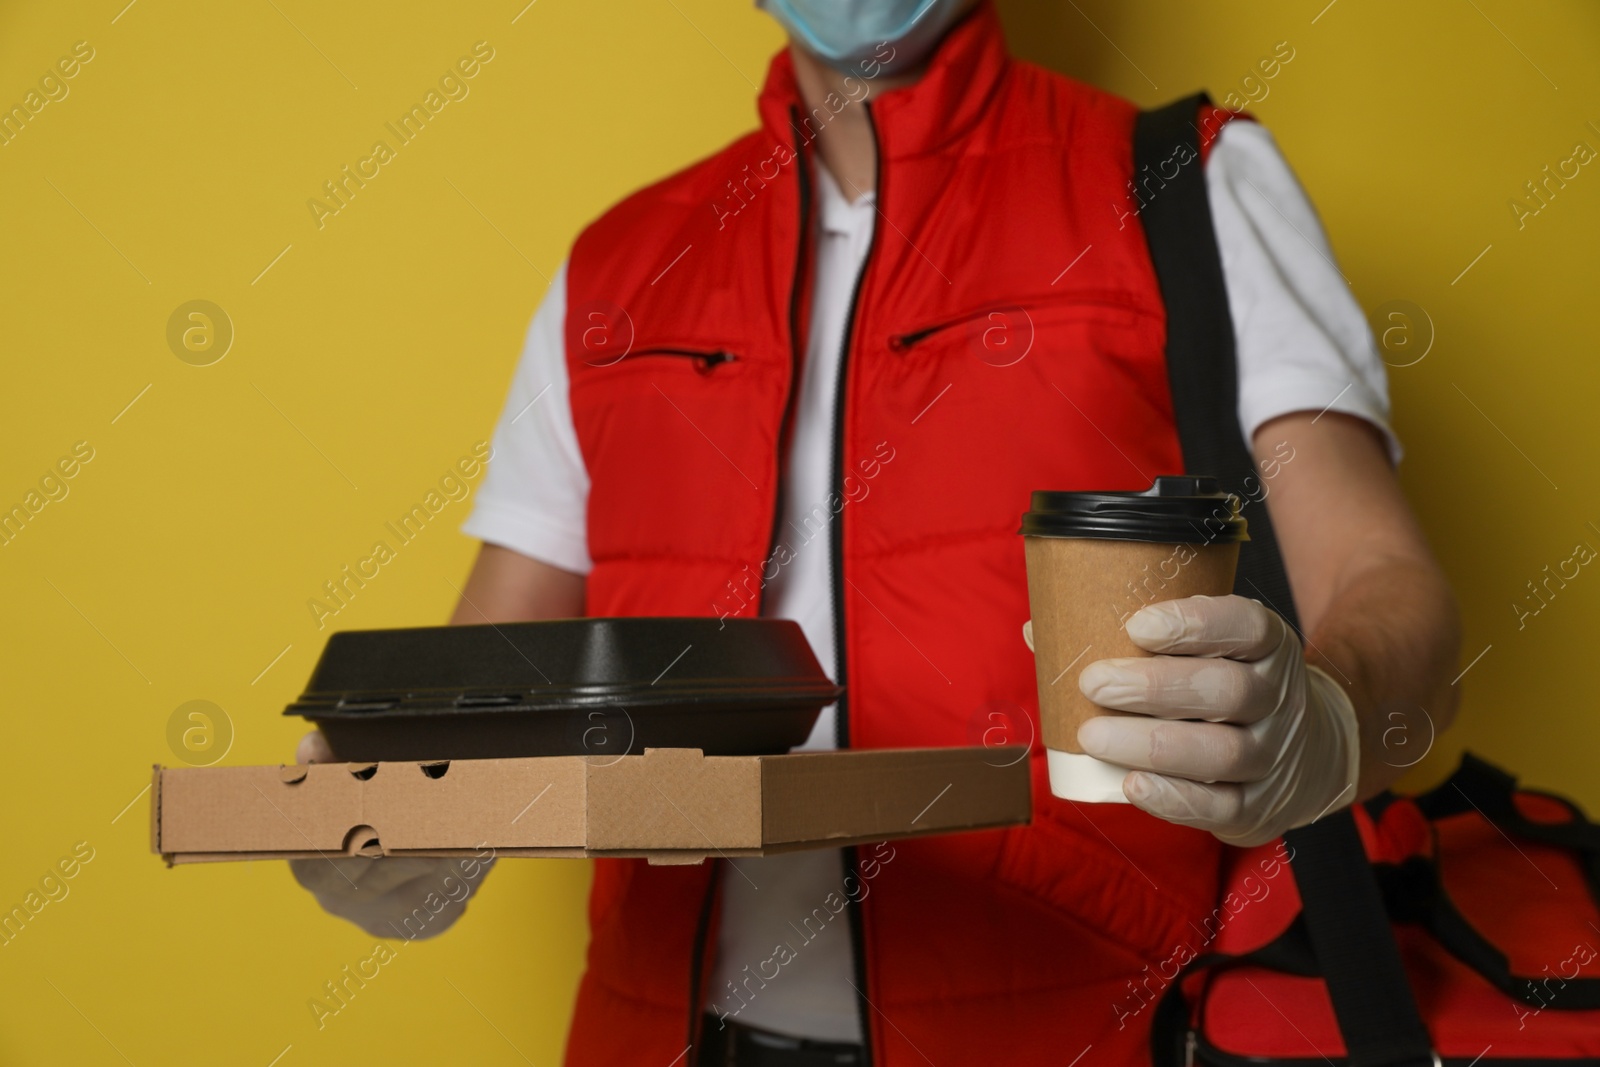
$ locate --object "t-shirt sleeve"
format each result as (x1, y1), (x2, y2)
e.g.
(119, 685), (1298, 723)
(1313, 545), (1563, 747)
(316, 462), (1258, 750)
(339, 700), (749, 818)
(1208, 119), (1403, 465)
(460, 260), (593, 574)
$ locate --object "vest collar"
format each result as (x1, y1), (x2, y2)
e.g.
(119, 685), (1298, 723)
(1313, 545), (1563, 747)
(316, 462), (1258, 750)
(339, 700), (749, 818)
(757, 1), (1011, 162)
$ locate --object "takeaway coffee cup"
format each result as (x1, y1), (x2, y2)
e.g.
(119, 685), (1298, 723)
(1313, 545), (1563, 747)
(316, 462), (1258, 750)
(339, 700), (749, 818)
(1019, 475), (1248, 803)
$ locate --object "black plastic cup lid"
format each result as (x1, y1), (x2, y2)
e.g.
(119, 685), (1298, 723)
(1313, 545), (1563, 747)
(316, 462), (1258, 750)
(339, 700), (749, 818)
(1018, 475), (1249, 544)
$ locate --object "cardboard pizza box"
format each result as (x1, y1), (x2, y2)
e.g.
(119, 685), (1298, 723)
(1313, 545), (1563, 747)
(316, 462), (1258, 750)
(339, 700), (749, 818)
(152, 745), (1032, 866)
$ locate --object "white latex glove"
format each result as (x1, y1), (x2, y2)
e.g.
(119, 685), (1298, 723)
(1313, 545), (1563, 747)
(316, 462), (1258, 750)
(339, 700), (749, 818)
(1067, 594), (1360, 847)
(290, 854), (494, 939)
(288, 731), (495, 939)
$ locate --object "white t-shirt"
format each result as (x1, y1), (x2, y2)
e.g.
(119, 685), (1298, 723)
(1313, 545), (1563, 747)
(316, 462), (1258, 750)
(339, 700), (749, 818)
(460, 119), (1399, 1042)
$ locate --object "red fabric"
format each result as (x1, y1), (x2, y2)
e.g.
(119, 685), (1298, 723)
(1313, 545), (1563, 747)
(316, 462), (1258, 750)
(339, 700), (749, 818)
(1436, 807), (1600, 988)
(1204, 930), (1600, 1061)
(1200, 796), (1600, 1059)
(559, 5), (1225, 1063)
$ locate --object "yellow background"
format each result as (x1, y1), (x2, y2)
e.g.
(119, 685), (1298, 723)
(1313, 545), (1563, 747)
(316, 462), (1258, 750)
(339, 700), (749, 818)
(1, 1), (1596, 1062)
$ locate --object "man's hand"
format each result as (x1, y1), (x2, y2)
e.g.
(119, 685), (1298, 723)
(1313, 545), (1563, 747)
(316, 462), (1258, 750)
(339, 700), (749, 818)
(287, 731), (495, 939)
(285, 547), (581, 937)
(1074, 594), (1359, 847)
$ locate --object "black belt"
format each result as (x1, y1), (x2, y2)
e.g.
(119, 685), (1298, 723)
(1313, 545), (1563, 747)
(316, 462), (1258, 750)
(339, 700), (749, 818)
(696, 1014), (863, 1067)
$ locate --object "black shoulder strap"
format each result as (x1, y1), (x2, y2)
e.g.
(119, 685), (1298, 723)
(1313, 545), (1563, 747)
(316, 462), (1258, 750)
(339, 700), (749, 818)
(1135, 94), (1437, 1067)
(1419, 751), (1600, 854)
(1133, 94), (1299, 627)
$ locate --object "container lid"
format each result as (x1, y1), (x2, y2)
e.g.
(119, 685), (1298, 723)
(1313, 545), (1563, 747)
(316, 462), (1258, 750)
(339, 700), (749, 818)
(284, 617), (842, 720)
(1018, 475), (1249, 544)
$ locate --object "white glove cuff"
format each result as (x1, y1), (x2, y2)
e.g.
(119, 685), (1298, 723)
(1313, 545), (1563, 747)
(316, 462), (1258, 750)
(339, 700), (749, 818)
(1304, 662), (1361, 806)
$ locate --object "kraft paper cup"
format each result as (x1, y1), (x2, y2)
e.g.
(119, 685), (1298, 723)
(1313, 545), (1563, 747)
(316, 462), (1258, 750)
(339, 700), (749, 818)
(1019, 476), (1247, 803)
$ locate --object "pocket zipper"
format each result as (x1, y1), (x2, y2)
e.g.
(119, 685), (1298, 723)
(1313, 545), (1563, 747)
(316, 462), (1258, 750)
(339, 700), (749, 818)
(890, 312), (996, 352)
(889, 294), (1150, 353)
(623, 346), (737, 373)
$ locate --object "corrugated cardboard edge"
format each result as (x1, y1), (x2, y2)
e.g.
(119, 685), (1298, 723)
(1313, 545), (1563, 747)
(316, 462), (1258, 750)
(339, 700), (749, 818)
(150, 764), (163, 863)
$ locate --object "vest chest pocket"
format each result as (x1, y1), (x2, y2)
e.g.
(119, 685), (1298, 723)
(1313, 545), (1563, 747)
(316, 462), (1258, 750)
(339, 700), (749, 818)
(569, 343), (756, 466)
(888, 291), (1163, 372)
(569, 339), (787, 569)
(852, 291), (1179, 526)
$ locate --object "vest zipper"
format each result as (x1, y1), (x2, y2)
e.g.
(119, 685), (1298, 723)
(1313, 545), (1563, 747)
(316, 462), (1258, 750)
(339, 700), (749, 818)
(831, 101), (883, 1066)
(685, 109), (814, 1059)
(623, 346), (737, 373)
(758, 107), (813, 613)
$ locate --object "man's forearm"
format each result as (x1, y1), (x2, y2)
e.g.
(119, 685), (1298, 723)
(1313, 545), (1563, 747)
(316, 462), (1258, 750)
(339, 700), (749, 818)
(1301, 553), (1461, 800)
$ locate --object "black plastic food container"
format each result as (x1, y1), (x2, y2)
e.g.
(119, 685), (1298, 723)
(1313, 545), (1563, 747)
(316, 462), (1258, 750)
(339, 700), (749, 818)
(284, 617), (841, 761)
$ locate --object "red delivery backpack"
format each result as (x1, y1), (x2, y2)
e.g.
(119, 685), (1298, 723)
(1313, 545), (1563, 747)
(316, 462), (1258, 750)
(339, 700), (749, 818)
(1139, 94), (1600, 1066)
(1149, 755), (1600, 1065)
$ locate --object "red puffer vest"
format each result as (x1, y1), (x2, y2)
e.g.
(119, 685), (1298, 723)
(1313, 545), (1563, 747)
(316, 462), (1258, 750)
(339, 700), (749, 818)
(562, 5), (1231, 1063)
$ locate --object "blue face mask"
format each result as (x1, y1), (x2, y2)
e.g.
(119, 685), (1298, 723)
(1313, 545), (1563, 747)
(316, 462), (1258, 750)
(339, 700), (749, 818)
(759, 0), (972, 76)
